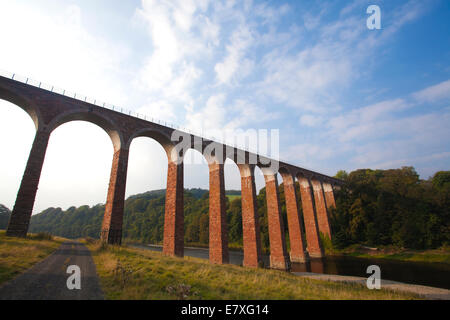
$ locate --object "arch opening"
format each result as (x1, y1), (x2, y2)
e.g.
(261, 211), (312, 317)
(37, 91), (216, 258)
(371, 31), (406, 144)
(0, 99), (36, 218)
(48, 110), (123, 151)
(0, 88), (40, 130)
(30, 120), (115, 239)
(277, 169), (291, 253)
(122, 136), (169, 244)
(224, 158), (243, 251)
(183, 148), (210, 247)
(254, 165), (269, 254)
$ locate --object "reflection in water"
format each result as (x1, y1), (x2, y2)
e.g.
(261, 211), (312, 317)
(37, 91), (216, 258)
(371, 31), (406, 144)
(291, 256), (450, 290)
(133, 244), (450, 290)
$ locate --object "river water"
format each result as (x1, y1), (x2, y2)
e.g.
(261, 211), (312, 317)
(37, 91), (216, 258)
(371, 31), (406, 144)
(132, 244), (450, 290)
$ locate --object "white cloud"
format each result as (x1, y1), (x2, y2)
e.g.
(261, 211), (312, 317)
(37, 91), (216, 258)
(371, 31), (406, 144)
(0, 2), (130, 104)
(300, 114), (323, 127)
(185, 93), (227, 135)
(412, 79), (450, 103)
(135, 0), (216, 105)
(136, 100), (177, 122)
(328, 99), (410, 142)
(259, 43), (353, 112)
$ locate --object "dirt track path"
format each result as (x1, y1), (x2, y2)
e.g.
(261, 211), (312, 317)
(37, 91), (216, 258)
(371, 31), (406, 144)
(0, 242), (104, 300)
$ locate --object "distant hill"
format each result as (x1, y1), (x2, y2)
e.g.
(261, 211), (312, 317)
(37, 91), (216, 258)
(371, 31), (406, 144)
(128, 188), (238, 201)
(0, 204), (11, 229)
(28, 188), (262, 249)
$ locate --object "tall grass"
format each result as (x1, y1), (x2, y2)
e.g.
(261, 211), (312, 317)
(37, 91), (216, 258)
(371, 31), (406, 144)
(87, 241), (420, 300)
(0, 231), (63, 284)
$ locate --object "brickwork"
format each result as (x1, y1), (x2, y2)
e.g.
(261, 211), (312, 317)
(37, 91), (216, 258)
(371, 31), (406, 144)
(101, 148), (129, 245)
(208, 162), (229, 264)
(323, 182), (336, 209)
(310, 259), (325, 273)
(239, 165), (262, 268)
(297, 176), (323, 258)
(311, 179), (332, 240)
(163, 161), (184, 257)
(264, 174), (290, 270)
(281, 173), (308, 262)
(6, 130), (50, 237)
(1, 75), (343, 268)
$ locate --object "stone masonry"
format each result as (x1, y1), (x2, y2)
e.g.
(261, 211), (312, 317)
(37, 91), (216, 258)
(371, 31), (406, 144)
(264, 174), (290, 270)
(208, 162), (229, 264)
(1, 74), (342, 269)
(163, 161), (184, 257)
(298, 175), (324, 258)
(281, 172), (308, 263)
(311, 178), (332, 240)
(239, 164), (262, 268)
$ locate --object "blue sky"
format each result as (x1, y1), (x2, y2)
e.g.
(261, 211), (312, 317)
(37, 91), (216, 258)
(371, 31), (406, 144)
(0, 0), (449, 213)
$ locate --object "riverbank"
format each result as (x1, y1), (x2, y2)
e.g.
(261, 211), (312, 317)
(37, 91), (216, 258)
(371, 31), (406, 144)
(126, 239), (450, 264)
(293, 272), (450, 300)
(325, 244), (450, 264)
(0, 230), (65, 285)
(86, 241), (420, 300)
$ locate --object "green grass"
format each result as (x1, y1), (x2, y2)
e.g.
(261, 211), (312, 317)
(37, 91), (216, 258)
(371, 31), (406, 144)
(0, 230), (64, 285)
(87, 241), (420, 300)
(346, 250), (450, 264)
(226, 195), (241, 202)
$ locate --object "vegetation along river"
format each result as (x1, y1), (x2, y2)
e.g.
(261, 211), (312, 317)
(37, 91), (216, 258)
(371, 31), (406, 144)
(132, 244), (450, 290)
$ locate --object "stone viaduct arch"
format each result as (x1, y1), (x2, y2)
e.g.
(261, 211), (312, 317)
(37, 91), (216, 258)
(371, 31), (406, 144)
(0, 74), (343, 270)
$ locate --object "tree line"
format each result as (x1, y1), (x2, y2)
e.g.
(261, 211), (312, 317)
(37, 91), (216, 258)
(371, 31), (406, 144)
(1, 167), (448, 251)
(331, 167), (449, 250)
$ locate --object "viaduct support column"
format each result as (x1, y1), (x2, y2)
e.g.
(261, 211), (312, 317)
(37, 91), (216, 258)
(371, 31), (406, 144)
(298, 176), (323, 258)
(101, 147), (129, 245)
(323, 182), (336, 210)
(282, 173), (308, 262)
(208, 162), (229, 264)
(239, 165), (262, 268)
(311, 179), (332, 241)
(163, 161), (184, 257)
(7, 129), (50, 237)
(264, 174), (290, 270)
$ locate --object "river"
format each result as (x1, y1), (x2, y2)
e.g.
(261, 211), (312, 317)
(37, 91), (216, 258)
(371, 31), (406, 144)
(132, 244), (450, 290)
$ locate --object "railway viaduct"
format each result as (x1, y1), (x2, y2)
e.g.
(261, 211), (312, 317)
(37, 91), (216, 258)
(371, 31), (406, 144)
(0, 73), (343, 270)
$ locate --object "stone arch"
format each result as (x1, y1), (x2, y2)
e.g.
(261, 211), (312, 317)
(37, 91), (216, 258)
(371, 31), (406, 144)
(224, 146), (247, 167)
(183, 144), (229, 264)
(47, 109), (123, 151)
(34, 120), (115, 212)
(126, 127), (178, 162)
(0, 89), (41, 130)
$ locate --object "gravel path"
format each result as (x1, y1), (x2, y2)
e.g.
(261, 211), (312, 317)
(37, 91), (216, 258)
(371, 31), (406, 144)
(0, 242), (104, 300)
(293, 272), (450, 300)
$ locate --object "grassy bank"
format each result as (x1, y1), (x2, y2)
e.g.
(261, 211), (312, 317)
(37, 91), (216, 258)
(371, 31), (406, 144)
(86, 241), (420, 300)
(325, 244), (450, 264)
(0, 230), (64, 284)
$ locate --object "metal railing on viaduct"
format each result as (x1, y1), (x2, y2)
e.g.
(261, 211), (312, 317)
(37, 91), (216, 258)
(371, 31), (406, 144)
(0, 72), (343, 270)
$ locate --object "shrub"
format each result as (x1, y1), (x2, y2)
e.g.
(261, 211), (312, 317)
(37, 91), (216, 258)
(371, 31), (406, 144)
(30, 232), (53, 241)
